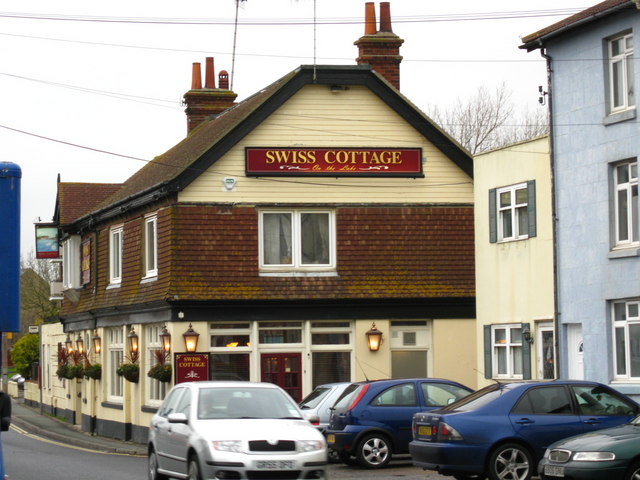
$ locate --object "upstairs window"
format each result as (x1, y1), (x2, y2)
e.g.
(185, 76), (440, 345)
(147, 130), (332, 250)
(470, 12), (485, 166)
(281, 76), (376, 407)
(608, 33), (635, 113)
(62, 235), (81, 289)
(259, 210), (335, 270)
(489, 181), (537, 243)
(109, 225), (123, 285)
(143, 215), (158, 278)
(613, 160), (639, 248)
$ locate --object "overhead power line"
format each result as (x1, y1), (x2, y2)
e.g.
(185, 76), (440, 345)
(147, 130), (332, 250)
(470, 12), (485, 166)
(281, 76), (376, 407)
(0, 8), (586, 25)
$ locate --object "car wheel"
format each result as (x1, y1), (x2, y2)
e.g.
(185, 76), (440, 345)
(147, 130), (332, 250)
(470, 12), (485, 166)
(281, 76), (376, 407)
(488, 443), (533, 480)
(148, 449), (168, 480)
(625, 460), (640, 480)
(187, 455), (202, 480)
(355, 434), (392, 468)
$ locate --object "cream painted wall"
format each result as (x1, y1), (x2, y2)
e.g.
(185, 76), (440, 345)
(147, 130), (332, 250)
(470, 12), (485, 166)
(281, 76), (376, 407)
(432, 319), (478, 389)
(179, 84), (473, 205)
(473, 136), (554, 388)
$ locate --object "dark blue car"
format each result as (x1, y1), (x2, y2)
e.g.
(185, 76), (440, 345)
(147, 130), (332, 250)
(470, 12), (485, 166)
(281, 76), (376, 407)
(409, 380), (639, 480)
(324, 378), (473, 468)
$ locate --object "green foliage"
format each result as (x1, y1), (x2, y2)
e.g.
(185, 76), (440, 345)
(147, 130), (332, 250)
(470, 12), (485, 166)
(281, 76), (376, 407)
(148, 363), (172, 382)
(84, 363), (102, 380)
(116, 363), (139, 383)
(10, 333), (39, 379)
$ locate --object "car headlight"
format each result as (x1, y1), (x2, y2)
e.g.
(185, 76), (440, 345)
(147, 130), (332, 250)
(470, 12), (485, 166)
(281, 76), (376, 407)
(299, 440), (324, 452)
(573, 451), (616, 462)
(212, 440), (243, 453)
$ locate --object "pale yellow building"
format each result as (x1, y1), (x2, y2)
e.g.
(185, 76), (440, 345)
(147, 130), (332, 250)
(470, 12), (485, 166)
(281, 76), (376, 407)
(474, 136), (555, 387)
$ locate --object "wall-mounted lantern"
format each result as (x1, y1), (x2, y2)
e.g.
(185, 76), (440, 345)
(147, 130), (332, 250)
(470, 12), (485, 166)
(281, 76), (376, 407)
(76, 334), (84, 354)
(65, 334), (73, 354)
(92, 330), (101, 354)
(365, 322), (383, 352)
(128, 327), (139, 354)
(183, 323), (200, 353)
(160, 325), (171, 353)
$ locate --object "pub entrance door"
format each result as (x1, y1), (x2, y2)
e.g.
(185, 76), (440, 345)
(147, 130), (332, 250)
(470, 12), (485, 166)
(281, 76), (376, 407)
(260, 353), (302, 402)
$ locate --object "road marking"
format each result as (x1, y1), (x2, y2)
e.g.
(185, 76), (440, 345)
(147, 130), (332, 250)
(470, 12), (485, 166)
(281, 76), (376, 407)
(9, 424), (145, 457)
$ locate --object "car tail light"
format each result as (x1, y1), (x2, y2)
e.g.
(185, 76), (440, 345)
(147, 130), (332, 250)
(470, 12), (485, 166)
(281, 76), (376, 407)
(347, 384), (370, 410)
(435, 422), (463, 441)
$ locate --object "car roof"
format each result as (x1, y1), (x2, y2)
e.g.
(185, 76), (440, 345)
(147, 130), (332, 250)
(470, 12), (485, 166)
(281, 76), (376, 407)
(178, 381), (280, 389)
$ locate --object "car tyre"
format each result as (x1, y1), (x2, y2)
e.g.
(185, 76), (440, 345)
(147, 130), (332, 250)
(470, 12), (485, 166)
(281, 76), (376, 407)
(454, 475), (486, 480)
(187, 455), (202, 480)
(355, 433), (392, 468)
(625, 460), (640, 480)
(337, 451), (359, 466)
(488, 443), (533, 480)
(148, 449), (168, 480)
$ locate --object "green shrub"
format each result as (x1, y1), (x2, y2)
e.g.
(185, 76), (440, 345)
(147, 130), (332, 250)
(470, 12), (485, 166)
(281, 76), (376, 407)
(11, 334), (39, 379)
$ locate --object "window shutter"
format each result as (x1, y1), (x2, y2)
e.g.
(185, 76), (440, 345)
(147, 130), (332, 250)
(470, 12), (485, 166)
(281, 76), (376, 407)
(527, 180), (537, 238)
(489, 189), (497, 243)
(484, 325), (492, 379)
(522, 323), (532, 380)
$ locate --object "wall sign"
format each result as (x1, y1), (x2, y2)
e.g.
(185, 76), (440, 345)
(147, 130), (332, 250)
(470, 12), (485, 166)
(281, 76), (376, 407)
(81, 239), (91, 285)
(246, 147), (423, 177)
(175, 353), (209, 384)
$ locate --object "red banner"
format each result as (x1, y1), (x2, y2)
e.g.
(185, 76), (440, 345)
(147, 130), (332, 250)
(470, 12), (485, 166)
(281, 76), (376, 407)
(175, 353), (209, 384)
(246, 147), (423, 176)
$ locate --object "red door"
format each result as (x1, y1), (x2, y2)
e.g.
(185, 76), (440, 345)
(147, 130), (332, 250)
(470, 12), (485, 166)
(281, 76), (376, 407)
(260, 353), (302, 402)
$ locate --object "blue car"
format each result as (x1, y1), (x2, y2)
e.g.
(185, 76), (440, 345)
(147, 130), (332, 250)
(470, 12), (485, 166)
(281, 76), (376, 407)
(325, 378), (473, 468)
(409, 380), (639, 480)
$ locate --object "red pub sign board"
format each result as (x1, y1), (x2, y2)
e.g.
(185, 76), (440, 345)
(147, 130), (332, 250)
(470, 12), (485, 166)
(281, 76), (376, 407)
(175, 353), (209, 384)
(245, 147), (423, 177)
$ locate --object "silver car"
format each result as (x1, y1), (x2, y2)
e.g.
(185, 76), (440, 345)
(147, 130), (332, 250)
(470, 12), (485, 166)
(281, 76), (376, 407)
(148, 381), (327, 480)
(299, 382), (351, 432)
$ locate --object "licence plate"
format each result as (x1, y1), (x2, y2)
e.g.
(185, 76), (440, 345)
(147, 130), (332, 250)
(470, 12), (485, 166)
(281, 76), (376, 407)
(418, 426), (432, 436)
(255, 460), (295, 470)
(326, 434), (335, 443)
(544, 465), (565, 477)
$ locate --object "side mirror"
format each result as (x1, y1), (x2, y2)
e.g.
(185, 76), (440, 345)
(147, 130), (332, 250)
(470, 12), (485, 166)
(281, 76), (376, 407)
(168, 412), (188, 424)
(303, 412), (320, 426)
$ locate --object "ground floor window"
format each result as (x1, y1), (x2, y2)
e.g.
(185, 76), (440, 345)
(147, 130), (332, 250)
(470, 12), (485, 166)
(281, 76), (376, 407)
(484, 323), (532, 380)
(390, 321), (431, 378)
(613, 299), (640, 379)
(107, 327), (124, 401)
(146, 324), (169, 404)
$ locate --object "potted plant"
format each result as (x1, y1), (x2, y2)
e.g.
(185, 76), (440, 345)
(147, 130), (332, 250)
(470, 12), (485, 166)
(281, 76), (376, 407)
(117, 362), (140, 383)
(84, 363), (102, 380)
(147, 349), (172, 382)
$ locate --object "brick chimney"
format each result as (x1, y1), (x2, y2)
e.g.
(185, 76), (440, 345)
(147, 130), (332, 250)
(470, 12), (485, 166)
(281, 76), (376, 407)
(355, 2), (404, 90)
(183, 57), (238, 134)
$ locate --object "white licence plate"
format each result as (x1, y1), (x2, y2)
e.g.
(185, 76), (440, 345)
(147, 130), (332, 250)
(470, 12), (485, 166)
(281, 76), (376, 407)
(255, 460), (295, 470)
(544, 465), (565, 477)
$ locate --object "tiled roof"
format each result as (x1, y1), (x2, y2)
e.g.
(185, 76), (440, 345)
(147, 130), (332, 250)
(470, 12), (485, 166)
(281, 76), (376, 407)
(520, 0), (634, 50)
(72, 65), (472, 228)
(55, 182), (122, 226)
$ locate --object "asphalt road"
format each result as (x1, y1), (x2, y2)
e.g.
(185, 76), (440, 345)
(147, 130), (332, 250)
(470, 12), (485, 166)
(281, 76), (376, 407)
(4, 423), (448, 480)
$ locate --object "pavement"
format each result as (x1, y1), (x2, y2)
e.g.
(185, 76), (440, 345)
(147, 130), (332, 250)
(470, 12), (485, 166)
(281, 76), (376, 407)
(9, 399), (147, 456)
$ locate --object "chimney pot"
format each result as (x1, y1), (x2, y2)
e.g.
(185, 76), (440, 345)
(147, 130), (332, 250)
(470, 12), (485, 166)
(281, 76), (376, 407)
(205, 57), (215, 89)
(379, 2), (393, 33)
(364, 2), (377, 35)
(219, 70), (230, 90)
(191, 63), (202, 90)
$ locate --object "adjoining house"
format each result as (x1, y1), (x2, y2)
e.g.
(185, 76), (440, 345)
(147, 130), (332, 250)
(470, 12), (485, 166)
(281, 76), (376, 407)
(521, 1), (640, 396)
(29, 2), (477, 442)
(473, 136), (555, 387)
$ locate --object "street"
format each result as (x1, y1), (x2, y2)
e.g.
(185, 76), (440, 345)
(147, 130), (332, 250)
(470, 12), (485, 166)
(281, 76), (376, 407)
(3, 425), (449, 480)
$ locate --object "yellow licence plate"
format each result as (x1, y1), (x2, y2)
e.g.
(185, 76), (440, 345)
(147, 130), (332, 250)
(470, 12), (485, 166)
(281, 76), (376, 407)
(327, 434), (335, 443)
(418, 426), (433, 436)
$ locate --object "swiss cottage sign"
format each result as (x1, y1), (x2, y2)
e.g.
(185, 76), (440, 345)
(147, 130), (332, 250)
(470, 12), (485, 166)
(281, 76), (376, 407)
(246, 147), (423, 177)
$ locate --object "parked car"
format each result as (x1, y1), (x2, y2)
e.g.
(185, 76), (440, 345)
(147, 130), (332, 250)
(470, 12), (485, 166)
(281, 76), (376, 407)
(325, 378), (473, 468)
(148, 381), (327, 480)
(410, 380), (639, 480)
(539, 414), (640, 480)
(299, 382), (351, 431)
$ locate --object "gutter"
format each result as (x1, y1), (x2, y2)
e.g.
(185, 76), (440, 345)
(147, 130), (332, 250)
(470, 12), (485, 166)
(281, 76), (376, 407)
(539, 43), (561, 378)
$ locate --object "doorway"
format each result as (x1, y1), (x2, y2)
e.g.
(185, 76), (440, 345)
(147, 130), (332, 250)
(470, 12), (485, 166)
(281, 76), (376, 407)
(536, 323), (555, 379)
(567, 324), (584, 380)
(260, 353), (302, 402)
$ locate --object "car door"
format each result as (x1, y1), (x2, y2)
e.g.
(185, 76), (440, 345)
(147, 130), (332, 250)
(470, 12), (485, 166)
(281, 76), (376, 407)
(164, 386), (193, 476)
(571, 384), (638, 431)
(367, 382), (421, 453)
(152, 386), (186, 474)
(508, 385), (585, 459)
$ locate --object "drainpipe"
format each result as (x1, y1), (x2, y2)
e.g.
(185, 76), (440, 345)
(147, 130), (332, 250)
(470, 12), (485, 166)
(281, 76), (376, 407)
(540, 43), (561, 379)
